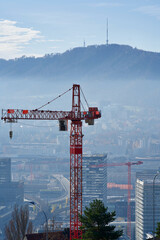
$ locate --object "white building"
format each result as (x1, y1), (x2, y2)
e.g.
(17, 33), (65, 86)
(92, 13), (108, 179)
(135, 176), (160, 240)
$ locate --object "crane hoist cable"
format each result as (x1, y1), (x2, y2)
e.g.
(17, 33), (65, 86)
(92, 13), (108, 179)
(9, 85), (91, 134)
(17, 87), (89, 127)
(80, 87), (89, 109)
(35, 86), (89, 112)
(80, 100), (85, 111)
(35, 87), (73, 110)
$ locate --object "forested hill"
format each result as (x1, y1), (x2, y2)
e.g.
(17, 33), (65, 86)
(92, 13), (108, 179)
(0, 44), (160, 81)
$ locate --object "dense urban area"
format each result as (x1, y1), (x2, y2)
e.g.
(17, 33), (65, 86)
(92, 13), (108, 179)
(1, 100), (160, 239)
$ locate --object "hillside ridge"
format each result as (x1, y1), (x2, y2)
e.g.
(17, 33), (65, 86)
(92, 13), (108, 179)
(0, 44), (160, 81)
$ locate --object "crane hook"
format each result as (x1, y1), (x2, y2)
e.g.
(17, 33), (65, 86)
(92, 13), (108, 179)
(9, 123), (13, 139)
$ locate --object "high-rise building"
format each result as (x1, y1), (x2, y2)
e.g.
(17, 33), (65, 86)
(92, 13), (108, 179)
(82, 154), (107, 210)
(0, 157), (24, 205)
(136, 169), (158, 181)
(0, 157), (24, 238)
(0, 158), (11, 182)
(0, 181), (24, 206)
(115, 200), (135, 221)
(135, 172), (160, 240)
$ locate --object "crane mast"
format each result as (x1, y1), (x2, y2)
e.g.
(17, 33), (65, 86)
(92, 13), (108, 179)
(1, 84), (101, 240)
(70, 85), (82, 239)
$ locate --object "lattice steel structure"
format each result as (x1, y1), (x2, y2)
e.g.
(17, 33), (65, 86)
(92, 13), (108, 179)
(1, 84), (101, 240)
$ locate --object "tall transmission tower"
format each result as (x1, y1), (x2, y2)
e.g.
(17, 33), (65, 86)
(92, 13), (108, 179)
(106, 18), (109, 46)
(83, 39), (86, 48)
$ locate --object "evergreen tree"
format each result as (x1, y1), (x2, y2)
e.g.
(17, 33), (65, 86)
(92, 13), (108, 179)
(79, 199), (123, 240)
(156, 222), (160, 237)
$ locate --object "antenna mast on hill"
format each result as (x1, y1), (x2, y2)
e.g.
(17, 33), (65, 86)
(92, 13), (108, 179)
(106, 18), (109, 46)
(83, 39), (86, 48)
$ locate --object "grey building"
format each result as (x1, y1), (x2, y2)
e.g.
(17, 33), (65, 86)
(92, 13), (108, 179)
(136, 169), (159, 182)
(0, 158), (24, 238)
(0, 158), (11, 183)
(115, 200), (135, 221)
(0, 181), (24, 206)
(0, 157), (24, 206)
(135, 172), (160, 240)
(82, 154), (107, 210)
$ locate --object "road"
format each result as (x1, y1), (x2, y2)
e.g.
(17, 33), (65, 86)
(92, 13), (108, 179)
(49, 174), (70, 204)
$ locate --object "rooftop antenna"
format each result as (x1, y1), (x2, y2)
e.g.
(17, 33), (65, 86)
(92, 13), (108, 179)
(106, 18), (109, 46)
(83, 39), (86, 48)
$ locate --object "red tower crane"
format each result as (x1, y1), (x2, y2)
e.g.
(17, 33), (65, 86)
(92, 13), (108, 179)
(1, 84), (101, 240)
(92, 160), (143, 240)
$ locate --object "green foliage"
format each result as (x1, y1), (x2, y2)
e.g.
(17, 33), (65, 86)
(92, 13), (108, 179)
(156, 222), (160, 237)
(79, 199), (123, 240)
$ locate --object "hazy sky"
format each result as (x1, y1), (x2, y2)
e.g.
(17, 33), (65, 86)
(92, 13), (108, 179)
(0, 0), (160, 59)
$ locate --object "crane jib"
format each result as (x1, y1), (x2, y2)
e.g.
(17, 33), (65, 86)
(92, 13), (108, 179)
(1, 109), (101, 121)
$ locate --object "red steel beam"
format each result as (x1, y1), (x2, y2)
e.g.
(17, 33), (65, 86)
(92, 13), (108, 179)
(70, 85), (82, 239)
(1, 84), (101, 240)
